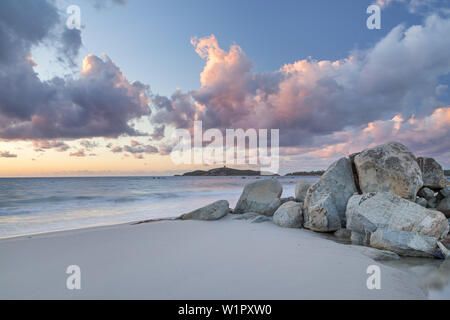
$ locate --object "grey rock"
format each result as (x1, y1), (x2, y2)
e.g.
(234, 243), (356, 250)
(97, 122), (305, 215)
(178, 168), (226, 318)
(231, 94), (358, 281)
(280, 197), (296, 205)
(428, 197), (438, 209)
(415, 197), (428, 208)
(417, 157), (450, 189)
(304, 158), (357, 232)
(354, 142), (423, 200)
(346, 192), (449, 240)
(181, 200), (229, 221)
(334, 228), (352, 239)
(273, 201), (303, 228)
(437, 197), (450, 218)
(234, 179), (282, 216)
(370, 229), (439, 258)
(418, 187), (435, 200)
(250, 215), (272, 223)
(437, 241), (450, 259)
(351, 231), (371, 246)
(352, 246), (401, 261)
(294, 180), (311, 202)
(440, 187), (450, 198)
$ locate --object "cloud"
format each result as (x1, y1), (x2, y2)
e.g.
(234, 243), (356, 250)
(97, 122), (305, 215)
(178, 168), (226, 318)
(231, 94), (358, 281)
(33, 140), (70, 152)
(150, 125), (165, 141)
(151, 16), (450, 149)
(70, 150), (86, 157)
(123, 141), (158, 154)
(0, 151), (17, 158)
(376, 0), (446, 14)
(111, 146), (123, 153)
(80, 140), (99, 150)
(0, 0), (151, 141)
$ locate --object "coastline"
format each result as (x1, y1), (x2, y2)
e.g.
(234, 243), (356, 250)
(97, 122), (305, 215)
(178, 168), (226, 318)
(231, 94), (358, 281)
(0, 214), (424, 299)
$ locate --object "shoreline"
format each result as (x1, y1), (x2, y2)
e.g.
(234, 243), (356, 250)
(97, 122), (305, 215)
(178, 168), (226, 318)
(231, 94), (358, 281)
(0, 214), (425, 299)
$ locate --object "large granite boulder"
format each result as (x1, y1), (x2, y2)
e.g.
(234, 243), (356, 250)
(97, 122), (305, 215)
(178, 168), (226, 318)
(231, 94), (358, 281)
(437, 197), (450, 218)
(273, 201), (303, 228)
(354, 142), (422, 200)
(294, 180), (310, 202)
(370, 229), (440, 258)
(234, 179), (282, 216)
(346, 192), (449, 240)
(181, 200), (229, 221)
(303, 158), (357, 232)
(417, 157), (450, 189)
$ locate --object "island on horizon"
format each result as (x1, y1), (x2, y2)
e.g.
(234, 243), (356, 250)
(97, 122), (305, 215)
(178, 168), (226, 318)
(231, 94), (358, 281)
(177, 166), (325, 177)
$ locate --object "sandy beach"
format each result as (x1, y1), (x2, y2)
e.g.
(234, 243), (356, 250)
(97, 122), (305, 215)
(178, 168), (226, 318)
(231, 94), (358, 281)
(0, 215), (424, 299)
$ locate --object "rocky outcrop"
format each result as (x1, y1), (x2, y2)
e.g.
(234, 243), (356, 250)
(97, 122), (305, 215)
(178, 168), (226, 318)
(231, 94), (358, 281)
(437, 197), (450, 218)
(294, 180), (310, 202)
(181, 200), (229, 221)
(303, 158), (357, 232)
(273, 201), (303, 228)
(346, 192), (449, 240)
(354, 142), (423, 200)
(417, 157), (450, 189)
(370, 229), (440, 258)
(234, 179), (282, 216)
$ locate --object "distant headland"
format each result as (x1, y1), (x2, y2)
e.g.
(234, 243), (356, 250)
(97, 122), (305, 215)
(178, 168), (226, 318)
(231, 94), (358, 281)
(177, 166), (324, 176)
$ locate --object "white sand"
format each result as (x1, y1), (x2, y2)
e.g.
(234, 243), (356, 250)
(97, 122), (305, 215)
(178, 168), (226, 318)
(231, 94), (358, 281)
(0, 215), (424, 299)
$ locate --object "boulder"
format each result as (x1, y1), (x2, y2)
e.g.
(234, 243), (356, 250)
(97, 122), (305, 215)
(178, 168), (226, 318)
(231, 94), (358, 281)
(181, 200), (229, 221)
(370, 229), (439, 258)
(303, 158), (357, 232)
(418, 187), (435, 200)
(346, 192), (449, 240)
(294, 180), (310, 202)
(417, 157), (450, 189)
(415, 197), (428, 208)
(437, 197), (450, 218)
(428, 197), (438, 209)
(273, 201), (303, 228)
(441, 187), (450, 199)
(350, 231), (371, 246)
(334, 228), (352, 239)
(354, 142), (423, 200)
(234, 179), (282, 216)
(280, 197), (295, 205)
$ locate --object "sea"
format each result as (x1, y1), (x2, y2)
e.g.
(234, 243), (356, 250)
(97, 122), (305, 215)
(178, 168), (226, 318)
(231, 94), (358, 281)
(0, 176), (315, 239)
(1, 175), (450, 299)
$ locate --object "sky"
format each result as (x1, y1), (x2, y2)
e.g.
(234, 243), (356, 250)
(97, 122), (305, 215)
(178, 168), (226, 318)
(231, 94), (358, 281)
(0, 0), (449, 176)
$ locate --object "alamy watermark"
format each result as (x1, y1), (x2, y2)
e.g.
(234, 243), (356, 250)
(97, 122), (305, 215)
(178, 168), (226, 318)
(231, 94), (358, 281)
(366, 265), (381, 290)
(170, 121), (280, 174)
(367, 4), (381, 30)
(66, 5), (81, 30)
(66, 265), (81, 290)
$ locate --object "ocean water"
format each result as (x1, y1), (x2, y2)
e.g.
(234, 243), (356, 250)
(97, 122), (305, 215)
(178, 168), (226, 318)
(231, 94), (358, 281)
(0, 176), (318, 239)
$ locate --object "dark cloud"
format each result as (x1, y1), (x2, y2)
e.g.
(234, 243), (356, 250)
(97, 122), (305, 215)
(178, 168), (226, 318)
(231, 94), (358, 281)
(0, 0), (151, 141)
(150, 125), (165, 141)
(0, 151), (17, 158)
(59, 28), (83, 67)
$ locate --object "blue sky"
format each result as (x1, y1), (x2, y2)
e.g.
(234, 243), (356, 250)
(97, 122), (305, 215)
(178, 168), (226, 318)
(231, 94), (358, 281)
(36, 0), (426, 96)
